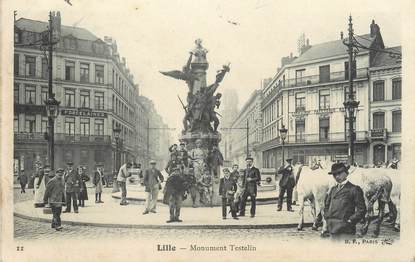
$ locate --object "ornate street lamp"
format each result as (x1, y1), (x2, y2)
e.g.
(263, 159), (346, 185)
(279, 124), (288, 165)
(343, 99), (360, 165)
(44, 96), (60, 169)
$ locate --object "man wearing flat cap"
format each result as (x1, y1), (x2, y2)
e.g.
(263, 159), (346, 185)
(239, 156), (261, 218)
(63, 161), (80, 213)
(277, 158), (296, 212)
(323, 162), (366, 239)
(143, 160), (164, 214)
(43, 168), (66, 231)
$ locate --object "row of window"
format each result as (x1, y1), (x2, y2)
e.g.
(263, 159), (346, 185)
(64, 60), (104, 84)
(14, 55), (105, 84)
(373, 111), (401, 132)
(293, 61), (356, 86)
(14, 116), (104, 136)
(64, 89), (104, 109)
(372, 79), (401, 101)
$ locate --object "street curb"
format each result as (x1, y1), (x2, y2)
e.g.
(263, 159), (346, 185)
(111, 194), (279, 205)
(14, 212), (313, 230)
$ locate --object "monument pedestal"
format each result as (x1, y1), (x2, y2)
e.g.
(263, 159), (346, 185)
(180, 131), (222, 207)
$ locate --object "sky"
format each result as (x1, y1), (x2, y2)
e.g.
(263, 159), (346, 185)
(10, 0), (402, 134)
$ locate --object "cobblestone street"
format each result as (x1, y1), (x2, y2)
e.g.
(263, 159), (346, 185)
(14, 188), (400, 242)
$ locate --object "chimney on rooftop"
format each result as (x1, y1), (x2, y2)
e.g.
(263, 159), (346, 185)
(370, 19), (380, 37)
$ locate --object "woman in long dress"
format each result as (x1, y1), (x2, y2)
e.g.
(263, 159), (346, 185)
(33, 161), (46, 208)
(78, 166), (90, 207)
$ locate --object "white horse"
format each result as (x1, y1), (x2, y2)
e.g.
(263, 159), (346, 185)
(296, 160), (398, 237)
(295, 161), (335, 231)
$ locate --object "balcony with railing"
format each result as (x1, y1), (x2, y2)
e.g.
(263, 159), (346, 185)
(369, 129), (387, 141)
(14, 132), (111, 145)
(287, 131), (367, 144)
(283, 68), (368, 89)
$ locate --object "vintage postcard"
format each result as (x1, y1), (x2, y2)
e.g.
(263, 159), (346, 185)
(1, 0), (415, 261)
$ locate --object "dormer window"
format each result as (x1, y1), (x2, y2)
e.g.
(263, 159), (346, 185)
(93, 42), (104, 54)
(14, 30), (21, 44)
(64, 37), (77, 49)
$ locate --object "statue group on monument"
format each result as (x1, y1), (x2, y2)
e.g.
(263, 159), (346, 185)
(161, 39), (229, 133)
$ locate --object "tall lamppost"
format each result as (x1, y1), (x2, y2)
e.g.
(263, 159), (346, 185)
(220, 119), (250, 160)
(343, 99), (359, 165)
(44, 96), (60, 169)
(342, 15), (360, 166)
(113, 126), (122, 171)
(112, 126), (122, 192)
(279, 124), (288, 165)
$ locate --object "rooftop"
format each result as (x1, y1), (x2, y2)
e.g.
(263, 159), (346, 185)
(292, 34), (375, 64)
(15, 18), (99, 41)
(371, 46), (402, 67)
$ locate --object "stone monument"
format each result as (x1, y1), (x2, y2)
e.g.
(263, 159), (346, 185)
(160, 39), (229, 206)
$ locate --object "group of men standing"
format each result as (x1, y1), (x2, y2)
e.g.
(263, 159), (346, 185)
(40, 161), (106, 231)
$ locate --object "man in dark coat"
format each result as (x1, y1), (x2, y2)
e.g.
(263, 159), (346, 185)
(219, 168), (238, 220)
(17, 170), (28, 193)
(143, 160), (164, 214)
(277, 158), (296, 212)
(43, 168), (66, 231)
(323, 162), (367, 239)
(164, 167), (186, 223)
(239, 157), (261, 218)
(63, 162), (80, 213)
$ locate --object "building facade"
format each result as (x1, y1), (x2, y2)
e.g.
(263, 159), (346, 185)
(138, 96), (171, 170)
(228, 90), (263, 167)
(368, 46), (401, 165)
(13, 14), (161, 176)
(218, 88), (239, 165)
(259, 20), (388, 167)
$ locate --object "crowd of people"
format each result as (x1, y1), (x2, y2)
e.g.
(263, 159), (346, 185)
(22, 142), (391, 241)
(23, 160), (108, 231)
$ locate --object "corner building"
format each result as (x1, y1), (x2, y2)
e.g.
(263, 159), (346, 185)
(13, 14), (152, 175)
(259, 20), (389, 166)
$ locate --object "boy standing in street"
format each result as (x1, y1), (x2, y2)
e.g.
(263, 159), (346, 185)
(219, 168), (238, 220)
(43, 168), (66, 231)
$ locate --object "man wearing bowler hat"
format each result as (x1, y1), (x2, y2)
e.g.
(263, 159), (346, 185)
(239, 156), (261, 218)
(277, 158), (296, 212)
(63, 161), (80, 213)
(323, 162), (366, 239)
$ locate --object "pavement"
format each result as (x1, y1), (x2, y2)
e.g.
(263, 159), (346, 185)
(13, 188), (400, 242)
(14, 190), (313, 229)
(111, 185), (279, 204)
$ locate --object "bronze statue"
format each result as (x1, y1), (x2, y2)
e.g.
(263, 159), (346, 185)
(161, 40), (229, 133)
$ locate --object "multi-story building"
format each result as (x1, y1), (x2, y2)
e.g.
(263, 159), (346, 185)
(13, 14), (159, 175)
(368, 46), (401, 165)
(259, 20), (388, 167)
(138, 96), (171, 169)
(228, 90), (263, 167)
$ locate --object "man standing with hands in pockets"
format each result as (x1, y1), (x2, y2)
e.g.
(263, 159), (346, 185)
(239, 157), (261, 218)
(143, 160), (164, 214)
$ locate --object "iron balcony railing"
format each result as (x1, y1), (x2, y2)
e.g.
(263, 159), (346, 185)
(369, 128), (387, 140)
(286, 131), (367, 144)
(282, 68), (368, 89)
(14, 132), (111, 144)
